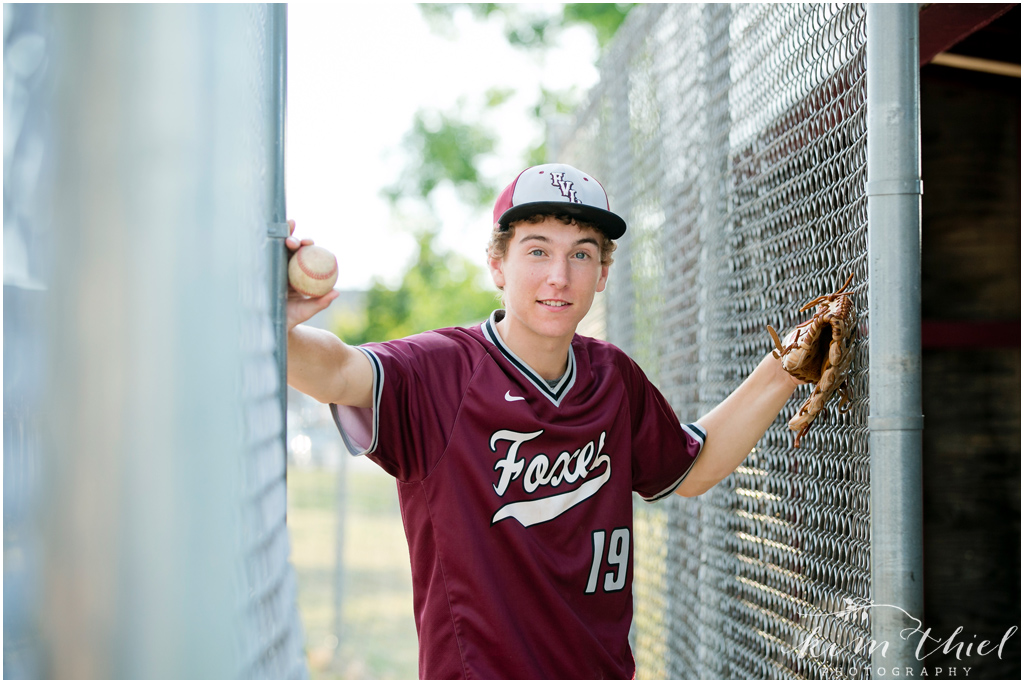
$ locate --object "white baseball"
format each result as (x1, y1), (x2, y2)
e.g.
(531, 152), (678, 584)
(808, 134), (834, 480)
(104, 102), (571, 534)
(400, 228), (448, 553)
(288, 244), (338, 297)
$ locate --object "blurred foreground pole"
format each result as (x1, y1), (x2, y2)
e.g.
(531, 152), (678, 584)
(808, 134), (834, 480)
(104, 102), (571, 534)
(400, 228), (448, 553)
(5, 3), (322, 677)
(4, 3), (307, 678)
(866, 3), (925, 677)
(40, 5), (248, 676)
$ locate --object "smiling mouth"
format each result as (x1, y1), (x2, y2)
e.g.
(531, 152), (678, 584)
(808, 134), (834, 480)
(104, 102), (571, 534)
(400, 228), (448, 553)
(538, 300), (570, 307)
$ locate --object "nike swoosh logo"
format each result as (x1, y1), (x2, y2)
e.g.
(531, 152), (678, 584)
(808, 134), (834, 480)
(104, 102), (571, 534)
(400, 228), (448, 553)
(504, 390), (526, 402)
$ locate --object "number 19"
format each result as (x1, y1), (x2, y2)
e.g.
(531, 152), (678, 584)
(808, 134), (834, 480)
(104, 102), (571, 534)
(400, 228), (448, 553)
(585, 528), (630, 594)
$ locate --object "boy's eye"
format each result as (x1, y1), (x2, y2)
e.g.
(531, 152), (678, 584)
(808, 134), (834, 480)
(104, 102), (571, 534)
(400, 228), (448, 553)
(530, 249), (545, 257)
(573, 251), (590, 260)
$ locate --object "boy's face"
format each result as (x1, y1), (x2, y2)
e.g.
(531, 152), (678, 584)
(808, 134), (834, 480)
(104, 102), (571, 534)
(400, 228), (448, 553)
(488, 216), (609, 347)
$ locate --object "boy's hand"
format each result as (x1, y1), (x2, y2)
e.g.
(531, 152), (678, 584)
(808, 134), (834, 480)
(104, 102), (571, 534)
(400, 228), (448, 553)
(285, 220), (339, 331)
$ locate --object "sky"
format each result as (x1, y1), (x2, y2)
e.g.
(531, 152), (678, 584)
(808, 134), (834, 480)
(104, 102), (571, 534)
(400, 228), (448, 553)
(285, 3), (601, 290)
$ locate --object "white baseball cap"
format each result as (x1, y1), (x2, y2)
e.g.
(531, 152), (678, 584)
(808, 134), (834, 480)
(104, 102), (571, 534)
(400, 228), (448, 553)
(492, 163), (627, 239)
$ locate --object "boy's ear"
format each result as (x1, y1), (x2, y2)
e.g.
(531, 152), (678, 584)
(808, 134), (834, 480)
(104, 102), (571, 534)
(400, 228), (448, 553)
(488, 255), (506, 289)
(596, 264), (610, 293)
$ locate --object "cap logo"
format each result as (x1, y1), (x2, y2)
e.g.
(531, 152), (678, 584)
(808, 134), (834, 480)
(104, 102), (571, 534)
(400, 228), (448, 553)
(549, 172), (581, 204)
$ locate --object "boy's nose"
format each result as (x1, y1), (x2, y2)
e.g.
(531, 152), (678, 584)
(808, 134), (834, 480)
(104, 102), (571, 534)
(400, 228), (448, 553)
(546, 259), (570, 288)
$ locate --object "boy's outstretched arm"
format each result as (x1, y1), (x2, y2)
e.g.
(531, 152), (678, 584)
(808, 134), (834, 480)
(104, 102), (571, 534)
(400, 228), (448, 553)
(676, 353), (800, 497)
(284, 221), (373, 409)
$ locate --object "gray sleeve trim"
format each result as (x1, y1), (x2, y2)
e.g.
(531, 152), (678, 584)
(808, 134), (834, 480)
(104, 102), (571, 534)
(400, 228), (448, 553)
(328, 346), (382, 457)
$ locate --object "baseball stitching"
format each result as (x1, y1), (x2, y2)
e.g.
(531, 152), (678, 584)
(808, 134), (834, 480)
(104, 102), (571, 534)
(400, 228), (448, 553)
(297, 251), (337, 280)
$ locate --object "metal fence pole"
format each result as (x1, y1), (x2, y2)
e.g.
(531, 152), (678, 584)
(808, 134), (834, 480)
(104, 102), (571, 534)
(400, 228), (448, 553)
(866, 3), (925, 677)
(267, 4), (289, 476)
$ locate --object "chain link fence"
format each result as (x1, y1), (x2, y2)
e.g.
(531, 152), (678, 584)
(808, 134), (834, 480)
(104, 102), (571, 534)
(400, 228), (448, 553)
(4, 4), (305, 678)
(556, 4), (872, 678)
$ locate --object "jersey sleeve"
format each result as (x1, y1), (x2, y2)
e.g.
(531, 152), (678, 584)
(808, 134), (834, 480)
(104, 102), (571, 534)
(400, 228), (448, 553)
(620, 355), (706, 502)
(330, 330), (477, 482)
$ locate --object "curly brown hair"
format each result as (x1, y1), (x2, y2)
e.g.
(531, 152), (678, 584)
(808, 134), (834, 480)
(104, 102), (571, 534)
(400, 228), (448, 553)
(486, 213), (617, 266)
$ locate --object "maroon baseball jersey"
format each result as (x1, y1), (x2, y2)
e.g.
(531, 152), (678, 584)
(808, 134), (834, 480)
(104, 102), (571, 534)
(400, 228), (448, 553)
(331, 310), (705, 679)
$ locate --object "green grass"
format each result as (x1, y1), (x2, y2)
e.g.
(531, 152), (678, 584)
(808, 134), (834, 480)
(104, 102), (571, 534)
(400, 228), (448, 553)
(287, 465), (419, 679)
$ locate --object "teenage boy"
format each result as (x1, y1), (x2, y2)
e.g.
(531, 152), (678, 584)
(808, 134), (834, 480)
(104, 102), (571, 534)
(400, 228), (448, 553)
(286, 163), (800, 679)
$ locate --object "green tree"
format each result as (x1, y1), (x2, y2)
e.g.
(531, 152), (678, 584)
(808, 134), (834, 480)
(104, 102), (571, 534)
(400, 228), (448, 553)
(334, 230), (497, 344)
(419, 4), (634, 49)
(383, 102), (503, 210)
(400, 4), (637, 204)
(562, 4), (635, 48)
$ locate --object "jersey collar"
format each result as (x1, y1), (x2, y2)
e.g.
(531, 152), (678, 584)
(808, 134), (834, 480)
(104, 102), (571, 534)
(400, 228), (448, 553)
(481, 310), (577, 407)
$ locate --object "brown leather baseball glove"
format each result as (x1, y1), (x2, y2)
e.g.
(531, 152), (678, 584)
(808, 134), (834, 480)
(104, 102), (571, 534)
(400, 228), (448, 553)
(767, 274), (856, 447)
